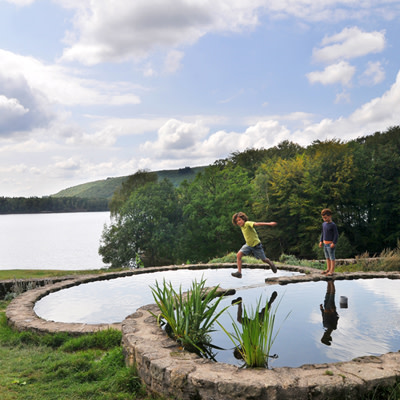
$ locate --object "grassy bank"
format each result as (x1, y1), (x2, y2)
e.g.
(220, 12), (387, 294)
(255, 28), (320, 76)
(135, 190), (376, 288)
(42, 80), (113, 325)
(0, 268), (124, 281)
(0, 300), (164, 400)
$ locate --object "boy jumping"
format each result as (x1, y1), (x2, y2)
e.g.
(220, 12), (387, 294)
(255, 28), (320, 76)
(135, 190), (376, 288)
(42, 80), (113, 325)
(231, 212), (278, 278)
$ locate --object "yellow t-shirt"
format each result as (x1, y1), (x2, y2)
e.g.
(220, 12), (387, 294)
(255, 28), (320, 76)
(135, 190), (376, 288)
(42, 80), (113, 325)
(241, 221), (260, 247)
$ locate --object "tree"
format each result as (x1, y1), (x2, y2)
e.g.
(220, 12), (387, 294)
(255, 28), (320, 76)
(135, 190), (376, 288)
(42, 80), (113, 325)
(100, 179), (182, 267)
(178, 164), (253, 262)
(109, 170), (157, 216)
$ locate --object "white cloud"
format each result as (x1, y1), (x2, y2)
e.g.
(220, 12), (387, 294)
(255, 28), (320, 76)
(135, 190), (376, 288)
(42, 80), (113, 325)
(313, 27), (386, 63)
(307, 61), (356, 86)
(59, 0), (264, 65)
(360, 61), (385, 85)
(0, 50), (141, 107)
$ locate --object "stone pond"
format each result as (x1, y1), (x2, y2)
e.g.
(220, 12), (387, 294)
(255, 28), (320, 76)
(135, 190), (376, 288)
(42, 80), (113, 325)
(4, 263), (400, 399)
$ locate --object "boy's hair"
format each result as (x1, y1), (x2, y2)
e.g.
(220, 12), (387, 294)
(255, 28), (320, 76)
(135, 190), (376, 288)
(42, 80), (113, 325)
(321, 208), (332, 216)
(232, 212), (248, 225)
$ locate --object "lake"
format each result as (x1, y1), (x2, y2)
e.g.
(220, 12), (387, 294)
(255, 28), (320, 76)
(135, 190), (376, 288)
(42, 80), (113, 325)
(0, 212), (110, 270)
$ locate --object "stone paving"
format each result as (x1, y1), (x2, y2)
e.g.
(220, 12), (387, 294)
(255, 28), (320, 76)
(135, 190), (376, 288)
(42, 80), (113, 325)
(4, 263), (400, 399)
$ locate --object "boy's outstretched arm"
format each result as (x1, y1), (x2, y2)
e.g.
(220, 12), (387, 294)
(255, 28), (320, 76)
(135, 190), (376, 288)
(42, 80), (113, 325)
(253, 222), (277, 227)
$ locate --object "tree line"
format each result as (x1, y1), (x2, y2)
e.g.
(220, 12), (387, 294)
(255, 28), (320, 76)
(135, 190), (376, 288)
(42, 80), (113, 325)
(0, 196), (109, 214)
(99, 126), (400, 268)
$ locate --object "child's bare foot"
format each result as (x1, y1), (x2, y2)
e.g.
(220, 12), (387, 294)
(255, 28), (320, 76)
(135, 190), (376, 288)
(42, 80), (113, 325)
(321, 270), (328, 274)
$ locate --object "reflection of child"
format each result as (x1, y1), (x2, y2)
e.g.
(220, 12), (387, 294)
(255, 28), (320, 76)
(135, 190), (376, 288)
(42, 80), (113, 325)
(320, 280), (339, 346)
(319, 208), (339, 276)
(231, 212), (278, 279)
(231, 291), (278, 359)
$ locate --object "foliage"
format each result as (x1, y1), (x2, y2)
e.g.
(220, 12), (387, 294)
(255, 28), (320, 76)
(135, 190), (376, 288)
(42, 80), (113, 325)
(279, 254), (325, 269)
(178, 163), (253, 262)
(218, 296), (286, 368)
(109, 170), (158, 216)
(100, 179), (182, 267)
(150, 278), (228, 355)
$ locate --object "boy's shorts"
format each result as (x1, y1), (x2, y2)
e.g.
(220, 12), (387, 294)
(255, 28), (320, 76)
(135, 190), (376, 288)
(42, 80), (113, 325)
(323, 243), (336, 260)
(239, 243), (266, 260)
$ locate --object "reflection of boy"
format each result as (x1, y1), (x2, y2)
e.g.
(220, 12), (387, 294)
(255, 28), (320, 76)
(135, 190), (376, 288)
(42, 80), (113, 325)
(231, 212), (278, 279)
(231, 291), (278, 359)
(320, 281), (339, 346)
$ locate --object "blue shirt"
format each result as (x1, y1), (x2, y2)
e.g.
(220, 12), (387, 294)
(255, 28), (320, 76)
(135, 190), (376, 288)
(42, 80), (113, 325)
(320, 221), (339, 244)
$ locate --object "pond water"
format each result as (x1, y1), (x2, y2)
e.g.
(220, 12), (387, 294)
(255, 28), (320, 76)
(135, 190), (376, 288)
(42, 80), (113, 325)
(212, 277), (400, 368)
(34, 267), (297, 323)
(34, 268), (400, 368)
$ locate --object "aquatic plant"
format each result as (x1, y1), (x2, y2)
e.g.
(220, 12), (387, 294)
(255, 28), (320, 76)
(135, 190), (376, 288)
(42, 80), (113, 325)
(219, 296), (289, 368)
(150, 277), (229, 355)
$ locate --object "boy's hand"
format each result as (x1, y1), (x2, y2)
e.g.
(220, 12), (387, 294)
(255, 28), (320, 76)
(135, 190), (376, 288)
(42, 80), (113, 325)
(269, 222), (277, 226)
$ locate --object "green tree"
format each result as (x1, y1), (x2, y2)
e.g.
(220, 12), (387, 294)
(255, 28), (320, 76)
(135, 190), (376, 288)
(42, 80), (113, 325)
(100, 179), (182, 267)
(178, 164), (253, 262)
(109, 169), (157, 216)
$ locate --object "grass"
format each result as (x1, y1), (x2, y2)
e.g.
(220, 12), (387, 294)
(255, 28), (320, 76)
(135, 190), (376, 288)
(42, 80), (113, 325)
(208, 252), (264, 264)
(0, 268), (126, 281)
(0, 302), (165, 400)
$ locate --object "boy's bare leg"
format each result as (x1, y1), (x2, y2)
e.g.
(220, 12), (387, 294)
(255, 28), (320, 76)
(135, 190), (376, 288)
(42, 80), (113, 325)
(327, 259), (335, 275)
(263, 258), (277, 273)
(231, 251), (243, 278)
(322, 261), (329, 274)
(236, 251), (243, 274)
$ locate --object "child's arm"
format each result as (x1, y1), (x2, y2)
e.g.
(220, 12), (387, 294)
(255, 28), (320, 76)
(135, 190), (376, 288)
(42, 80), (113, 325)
(253, 222), (277, 227)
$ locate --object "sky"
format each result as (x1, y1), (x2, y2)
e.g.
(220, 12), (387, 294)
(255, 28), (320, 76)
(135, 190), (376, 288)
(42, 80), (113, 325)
(1, 0), (400, 197)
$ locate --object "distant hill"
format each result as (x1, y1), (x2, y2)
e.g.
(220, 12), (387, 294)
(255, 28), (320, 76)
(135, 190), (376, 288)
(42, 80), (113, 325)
(51, 166), (206, 200)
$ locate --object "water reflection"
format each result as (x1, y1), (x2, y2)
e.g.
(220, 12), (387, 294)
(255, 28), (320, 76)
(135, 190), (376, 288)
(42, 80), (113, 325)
(320, 280), (339, 346)
(34, 270), (400, 369)
(230, 291), (278, 363)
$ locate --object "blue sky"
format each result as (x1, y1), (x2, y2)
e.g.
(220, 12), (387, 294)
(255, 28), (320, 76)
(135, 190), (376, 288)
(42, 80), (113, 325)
(1, 0), (400, 197)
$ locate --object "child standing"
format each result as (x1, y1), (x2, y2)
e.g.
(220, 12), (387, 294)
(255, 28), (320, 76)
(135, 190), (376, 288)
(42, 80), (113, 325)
(319, 208), (339, 276)
(231, 212), (277, 278)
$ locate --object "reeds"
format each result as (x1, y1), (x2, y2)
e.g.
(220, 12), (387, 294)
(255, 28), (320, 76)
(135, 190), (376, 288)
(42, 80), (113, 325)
(219, 296), (288, 368)
(150, 277), (228, 355)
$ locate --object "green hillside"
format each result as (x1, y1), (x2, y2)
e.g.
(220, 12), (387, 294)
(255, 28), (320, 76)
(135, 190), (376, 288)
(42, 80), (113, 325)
(51, 166), (205, 199)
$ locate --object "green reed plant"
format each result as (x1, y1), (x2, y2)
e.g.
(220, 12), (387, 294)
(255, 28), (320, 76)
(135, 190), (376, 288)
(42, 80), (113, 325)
(150, 277), (229, 355)
(219, 296), (288, 368)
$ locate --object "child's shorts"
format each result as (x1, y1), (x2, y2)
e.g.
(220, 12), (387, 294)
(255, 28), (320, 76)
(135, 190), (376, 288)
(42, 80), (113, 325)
(323, 243), (336, 260)
(239, 243), (266, 260)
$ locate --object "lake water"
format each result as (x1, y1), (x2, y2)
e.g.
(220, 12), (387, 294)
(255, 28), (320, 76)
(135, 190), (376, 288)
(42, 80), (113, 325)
(0, 212), (110, 270)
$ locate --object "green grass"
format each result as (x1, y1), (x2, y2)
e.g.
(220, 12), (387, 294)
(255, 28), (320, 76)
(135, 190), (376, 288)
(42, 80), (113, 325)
(0, 268), (125, 281)
(208, 252), (264, 264)
(0, 307), (164, 400)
